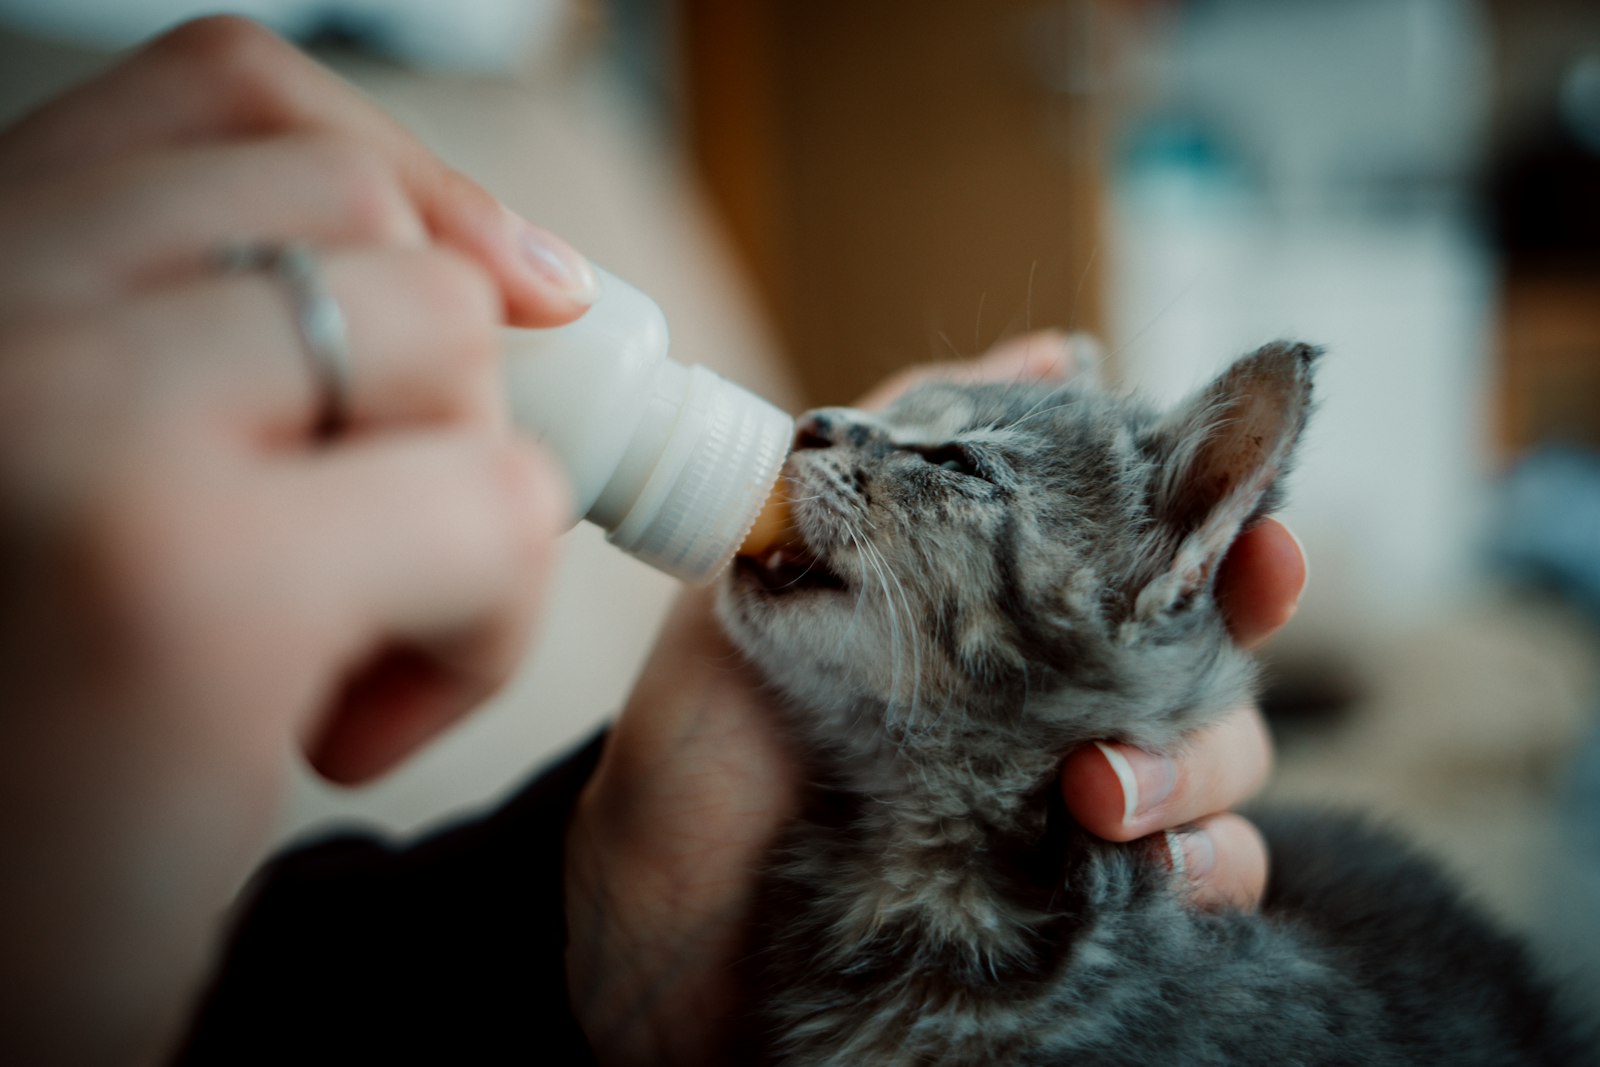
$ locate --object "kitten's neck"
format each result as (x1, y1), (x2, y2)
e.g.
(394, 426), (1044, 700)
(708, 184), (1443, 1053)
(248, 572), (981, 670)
(860, 738), (1058, 828)
(797, 717), (1072, 979)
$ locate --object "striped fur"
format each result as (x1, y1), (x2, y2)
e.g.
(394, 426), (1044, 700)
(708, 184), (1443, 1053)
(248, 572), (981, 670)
(717, 343), (1592, 1065)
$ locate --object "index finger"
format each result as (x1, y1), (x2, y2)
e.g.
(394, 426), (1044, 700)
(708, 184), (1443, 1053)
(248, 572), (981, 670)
(1217, 518), (1307, 649)
(1062, 704), (1275, 843)
(854, 330), (1087, 411)
(0, 16), (591, 328)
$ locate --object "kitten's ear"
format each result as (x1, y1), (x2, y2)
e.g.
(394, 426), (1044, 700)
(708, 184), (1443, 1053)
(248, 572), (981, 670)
(1133, 341), (1320, 623)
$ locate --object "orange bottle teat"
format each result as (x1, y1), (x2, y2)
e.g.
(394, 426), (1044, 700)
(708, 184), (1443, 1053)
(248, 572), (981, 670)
(738, 484), (796, 557)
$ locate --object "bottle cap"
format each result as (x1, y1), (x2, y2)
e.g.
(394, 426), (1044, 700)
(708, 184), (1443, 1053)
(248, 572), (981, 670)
(607, 365), (793, 584)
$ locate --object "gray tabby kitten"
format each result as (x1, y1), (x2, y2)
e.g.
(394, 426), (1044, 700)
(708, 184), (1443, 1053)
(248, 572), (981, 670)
(718, 342), (1592, 1066)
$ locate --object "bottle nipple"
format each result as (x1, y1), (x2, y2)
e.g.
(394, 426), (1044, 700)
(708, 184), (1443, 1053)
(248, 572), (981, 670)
(738, 484), (796, 557)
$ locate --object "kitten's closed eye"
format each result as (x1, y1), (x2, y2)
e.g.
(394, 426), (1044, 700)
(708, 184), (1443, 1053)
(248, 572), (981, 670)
(912, 445), (984, 480)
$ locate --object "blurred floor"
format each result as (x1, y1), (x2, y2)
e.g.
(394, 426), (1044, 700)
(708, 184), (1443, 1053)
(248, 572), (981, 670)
(1261, 593), (1600, 1000)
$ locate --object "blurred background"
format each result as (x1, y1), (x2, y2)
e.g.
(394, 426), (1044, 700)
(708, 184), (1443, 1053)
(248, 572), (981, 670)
(3, 0), (1600, 1021)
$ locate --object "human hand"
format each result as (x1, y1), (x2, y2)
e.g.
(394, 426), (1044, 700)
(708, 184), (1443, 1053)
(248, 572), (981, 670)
(0, 17), (592, 1063)
(565, 332), (1305, 1065)
(1059, 519), (1298, 909)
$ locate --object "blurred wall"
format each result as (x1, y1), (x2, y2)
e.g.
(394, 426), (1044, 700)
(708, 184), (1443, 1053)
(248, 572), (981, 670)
(677, 0), (1109, 405)
(1106, 0), (1495, 636)
(0, 0), (570, 71)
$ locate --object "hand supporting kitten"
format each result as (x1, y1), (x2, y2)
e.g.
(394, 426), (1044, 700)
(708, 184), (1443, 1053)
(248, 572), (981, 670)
(563, 331), (1305, 1066)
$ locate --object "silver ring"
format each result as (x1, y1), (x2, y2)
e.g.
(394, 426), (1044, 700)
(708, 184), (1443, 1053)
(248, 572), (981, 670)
(215, 240), (353, 436)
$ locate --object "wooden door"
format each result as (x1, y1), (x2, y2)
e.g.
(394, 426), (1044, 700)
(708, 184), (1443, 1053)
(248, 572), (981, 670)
(679, 0), (1109, 404)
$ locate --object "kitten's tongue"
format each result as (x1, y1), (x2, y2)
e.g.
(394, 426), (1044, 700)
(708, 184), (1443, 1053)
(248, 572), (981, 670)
(737, 487), (797, 558)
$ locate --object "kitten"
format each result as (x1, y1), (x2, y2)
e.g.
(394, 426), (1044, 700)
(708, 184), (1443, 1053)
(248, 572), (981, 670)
(717, 342), (1593, 1066)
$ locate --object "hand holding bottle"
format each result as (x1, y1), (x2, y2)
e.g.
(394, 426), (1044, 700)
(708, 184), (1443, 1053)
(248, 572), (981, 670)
(506, 268), (792, 582)
(0, 17), (591, 1061)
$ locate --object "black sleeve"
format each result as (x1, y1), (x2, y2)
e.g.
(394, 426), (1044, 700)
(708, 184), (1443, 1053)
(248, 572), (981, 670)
(175, 731), (606, 1065)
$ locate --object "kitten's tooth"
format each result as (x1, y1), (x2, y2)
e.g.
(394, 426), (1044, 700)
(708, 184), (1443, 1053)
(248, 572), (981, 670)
(767, 550), (787, 571)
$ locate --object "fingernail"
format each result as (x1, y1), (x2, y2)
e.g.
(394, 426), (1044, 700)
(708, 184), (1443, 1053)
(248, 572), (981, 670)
(1284, 522), (1309, 602)
(1164, 825), (1209, 883)
(1093, 742), (1178, 828)
(523, 442), (576, 534)
(1165, 827), (1216, 884)
(513, 215), (598, 305)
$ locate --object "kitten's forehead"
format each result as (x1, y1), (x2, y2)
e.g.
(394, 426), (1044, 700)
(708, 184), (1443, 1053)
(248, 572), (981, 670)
(881, 385), (982, 443)
(887, 381), (1070, 438)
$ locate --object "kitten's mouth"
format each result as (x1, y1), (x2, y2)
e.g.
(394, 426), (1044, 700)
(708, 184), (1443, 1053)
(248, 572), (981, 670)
(735, 541), (848, 595)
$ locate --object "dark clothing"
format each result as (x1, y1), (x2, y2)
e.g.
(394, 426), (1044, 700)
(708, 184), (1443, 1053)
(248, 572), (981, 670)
(177, 732), (606, 1064)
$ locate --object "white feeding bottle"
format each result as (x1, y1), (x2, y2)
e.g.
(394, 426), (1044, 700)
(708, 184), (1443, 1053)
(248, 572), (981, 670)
(504, 268), (795, 584)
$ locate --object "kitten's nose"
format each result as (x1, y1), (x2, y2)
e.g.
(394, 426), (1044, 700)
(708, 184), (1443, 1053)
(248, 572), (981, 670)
(793, 411), (837, 451)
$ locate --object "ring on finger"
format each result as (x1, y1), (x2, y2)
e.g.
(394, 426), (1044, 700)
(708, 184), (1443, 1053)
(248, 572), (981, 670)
(215, 240), (353, 437)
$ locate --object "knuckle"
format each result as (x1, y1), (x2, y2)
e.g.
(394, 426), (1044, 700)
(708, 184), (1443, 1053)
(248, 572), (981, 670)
(149, 16), (305, 130)
(0, 318), (135, 438)
(407, 250), (502, 372)
(489, 441), (566, 577)
(1240, 705), (1275, 787)
(150, 14), (275, 58)
(300, 136), (421, 244)
(1256, 723), (1277, 778)
(68, 470), (194, 637)
(438, 165), (500, 223)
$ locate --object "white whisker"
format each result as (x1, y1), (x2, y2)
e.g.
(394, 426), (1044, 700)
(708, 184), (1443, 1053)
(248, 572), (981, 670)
(1006, 399), (1079, 434)
(863, 535), (923, 741)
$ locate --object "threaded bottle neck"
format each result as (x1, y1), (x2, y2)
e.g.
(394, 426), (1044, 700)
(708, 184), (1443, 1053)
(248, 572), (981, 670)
(505, 267), (793, 584)
(605, 365), (791, 584)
